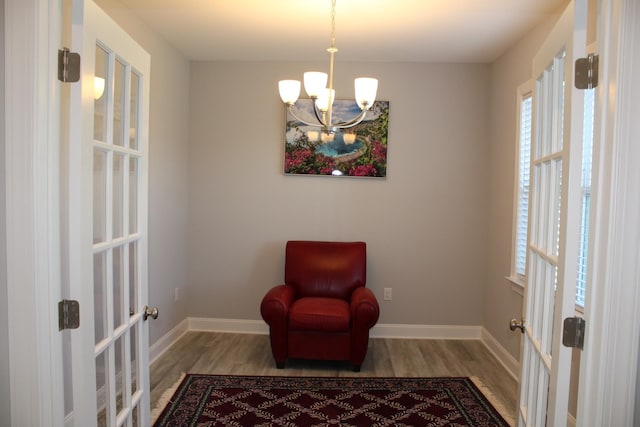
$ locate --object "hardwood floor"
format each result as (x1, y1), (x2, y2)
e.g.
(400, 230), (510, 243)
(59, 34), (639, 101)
(150, 331), (518, 422)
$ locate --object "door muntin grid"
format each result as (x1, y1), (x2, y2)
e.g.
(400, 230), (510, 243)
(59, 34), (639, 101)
(92, 40), (145, 426)
(519, 48), (567, 427)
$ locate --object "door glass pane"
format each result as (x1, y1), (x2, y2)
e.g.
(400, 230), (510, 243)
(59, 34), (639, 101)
(129, 241), (138, 313)
(93, 251), (107, 345)
(552, 160), (563, 256)
(552, 54), (566, 153)
(113, 153), (124, 238)
(130, 324), (139, 396)
(129, 158), (138, 234)
(96, 350), (109, 426)
(115, 335), (126, 416)
(132, 403), (140, 427)
(129, 72), (140, 150)
(113, 246), (124, 329)
(113, 59), (126, 147)
(576, 88), (596, 307)
(94, 45), (109, 142)
(93, 149), (107, 244)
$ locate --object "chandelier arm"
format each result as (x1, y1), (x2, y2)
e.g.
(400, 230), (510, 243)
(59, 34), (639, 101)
(286, 105), (327, 129)
(311, 103), (328, 127)
(332, 110), (368, 129)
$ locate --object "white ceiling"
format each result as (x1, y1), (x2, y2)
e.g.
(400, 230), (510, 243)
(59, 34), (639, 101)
(117, 0), (566, 63)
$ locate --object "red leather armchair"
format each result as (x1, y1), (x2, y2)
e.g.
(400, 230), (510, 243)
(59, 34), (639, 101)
(260, 241), (380, 371)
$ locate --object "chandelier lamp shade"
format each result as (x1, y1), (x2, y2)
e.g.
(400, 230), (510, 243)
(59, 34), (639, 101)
(278, 0), (378, 134)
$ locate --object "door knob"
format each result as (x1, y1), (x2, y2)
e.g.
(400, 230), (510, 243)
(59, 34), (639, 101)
(510, 318), (525, 333)
(143, 305), (159, 321)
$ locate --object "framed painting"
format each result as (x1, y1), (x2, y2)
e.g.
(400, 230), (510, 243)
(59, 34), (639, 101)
(283, 100), (389, 177)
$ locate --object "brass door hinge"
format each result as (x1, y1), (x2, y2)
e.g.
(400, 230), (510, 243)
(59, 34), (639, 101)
(58, 299), (80, 330)
(575, 53), (599, 89)
(58, 48), (81, 83)
(562, 316), (586, 350)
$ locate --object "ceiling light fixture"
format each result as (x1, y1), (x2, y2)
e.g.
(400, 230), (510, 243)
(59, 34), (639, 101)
(94, 76), (106, 100)
(278, 0), (378, 135)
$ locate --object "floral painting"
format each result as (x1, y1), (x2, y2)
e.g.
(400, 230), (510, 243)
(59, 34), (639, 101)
(283, 100), (389, 178)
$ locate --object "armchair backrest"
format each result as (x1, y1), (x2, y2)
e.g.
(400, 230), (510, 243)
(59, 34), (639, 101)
(284, 241), (366, 300)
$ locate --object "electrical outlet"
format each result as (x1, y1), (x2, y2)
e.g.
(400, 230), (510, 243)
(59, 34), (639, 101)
(174, 287), (179, 302)
(383, 288), (392, 301)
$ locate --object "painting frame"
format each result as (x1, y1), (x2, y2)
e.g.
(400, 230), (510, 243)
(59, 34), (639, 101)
(283, 99), (389, 178)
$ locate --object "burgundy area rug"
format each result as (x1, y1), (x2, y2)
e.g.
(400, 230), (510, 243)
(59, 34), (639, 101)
(152, 374), (510, 426)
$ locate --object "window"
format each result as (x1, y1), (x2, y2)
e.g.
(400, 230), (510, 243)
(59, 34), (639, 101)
(575, 87), (595, 308)
(511, 83), (533, 283)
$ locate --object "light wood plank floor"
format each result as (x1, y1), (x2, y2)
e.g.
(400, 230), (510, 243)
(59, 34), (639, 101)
(150, 331), (518, 422)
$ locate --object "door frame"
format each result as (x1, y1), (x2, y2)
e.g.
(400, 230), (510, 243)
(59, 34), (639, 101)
(4, 0), (65, 425)
(4, 0), (640, 425)
(577, 0), (640, 424)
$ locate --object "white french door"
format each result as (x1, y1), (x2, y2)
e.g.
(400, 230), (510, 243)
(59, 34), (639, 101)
(517, 0), (587, 425)
(63, 0), (151, 425)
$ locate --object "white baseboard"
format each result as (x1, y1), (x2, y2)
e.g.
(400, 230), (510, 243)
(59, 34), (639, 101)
(184, 318), (483, 339)
(149, 318), (519, 384)
(480, 327), (520, 380)
(188, 317), (269, 334)
(371, 323), (482, 339)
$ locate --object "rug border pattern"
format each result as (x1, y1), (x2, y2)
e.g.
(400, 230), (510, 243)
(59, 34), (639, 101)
(153, 374), (511, 427)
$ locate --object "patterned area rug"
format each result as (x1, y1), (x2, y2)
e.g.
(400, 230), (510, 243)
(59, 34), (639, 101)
(152, 374), (511, 426)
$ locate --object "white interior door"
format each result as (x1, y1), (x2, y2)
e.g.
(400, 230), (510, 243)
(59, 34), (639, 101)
(64, 0), (151, 425)
(517, 0), (587, 425)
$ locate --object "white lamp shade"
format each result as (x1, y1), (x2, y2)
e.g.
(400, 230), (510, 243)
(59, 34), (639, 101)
(279, 80), (301, 104)
(303, 72), (328, 98)
(315, 88), (335, 112)
(354, 77), (378, 110)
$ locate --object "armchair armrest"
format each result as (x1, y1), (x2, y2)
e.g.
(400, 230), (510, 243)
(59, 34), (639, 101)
(261, 284), (296, 367)
(260, 284), (296, 326)
(350, 287), (380, 329)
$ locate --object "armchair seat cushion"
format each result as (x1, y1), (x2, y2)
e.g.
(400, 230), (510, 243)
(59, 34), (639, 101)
(289, 297), (350, 333)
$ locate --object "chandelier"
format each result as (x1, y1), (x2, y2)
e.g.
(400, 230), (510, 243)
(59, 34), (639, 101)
(278, 0), (378, 134)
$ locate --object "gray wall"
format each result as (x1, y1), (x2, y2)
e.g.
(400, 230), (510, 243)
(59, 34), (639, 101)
(187, 61), (490, 325)
(485, 11), (562, 359)
(0, 0), (11, 421)
(94, 0), (191, 344)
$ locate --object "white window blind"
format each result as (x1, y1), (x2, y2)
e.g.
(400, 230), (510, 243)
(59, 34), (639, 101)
(575, 87), (595, 307)
(515, 95), (532, 277)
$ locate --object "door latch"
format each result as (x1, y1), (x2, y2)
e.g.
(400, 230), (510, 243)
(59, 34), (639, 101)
(509, 318), (525, 334)
(143, 305), (159, 321)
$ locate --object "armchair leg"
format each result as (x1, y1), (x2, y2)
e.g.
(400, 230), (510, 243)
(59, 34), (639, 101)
(351, 364), (361, 372)
(276, 361), (285, 369)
